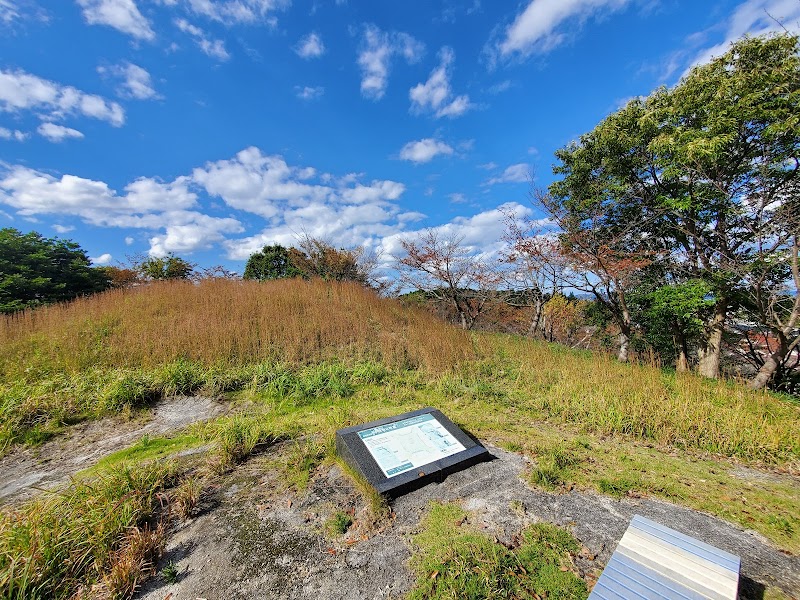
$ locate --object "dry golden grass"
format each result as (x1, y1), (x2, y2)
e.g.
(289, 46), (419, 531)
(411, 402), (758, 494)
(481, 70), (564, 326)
(0, 279), (473, 377)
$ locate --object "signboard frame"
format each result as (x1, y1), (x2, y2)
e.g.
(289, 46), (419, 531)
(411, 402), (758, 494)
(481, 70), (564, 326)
(335, 407), (491, 497)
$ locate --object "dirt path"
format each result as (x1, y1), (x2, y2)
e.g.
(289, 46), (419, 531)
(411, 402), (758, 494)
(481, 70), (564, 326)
(138, 446), (799, 600)
(0, 396), (227, 506)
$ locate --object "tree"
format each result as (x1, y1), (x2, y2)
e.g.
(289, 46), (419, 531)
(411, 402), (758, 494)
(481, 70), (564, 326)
(645, 34), (800, 378)
(288, 236), (382, 289)
(136, 254), (195, 280)
(0, 228), (111, 313)
(500, 210), (566, 337)
(548, 34), (800, 377)
(396, 229), (500, 330)
(243, 244), (300, 281)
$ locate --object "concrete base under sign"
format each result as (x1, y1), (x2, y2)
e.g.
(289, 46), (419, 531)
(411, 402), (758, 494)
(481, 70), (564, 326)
(335, 407), (491, 497)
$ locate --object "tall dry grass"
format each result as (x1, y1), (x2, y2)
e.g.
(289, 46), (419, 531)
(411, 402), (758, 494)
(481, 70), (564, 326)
(0, 279), (473, 379)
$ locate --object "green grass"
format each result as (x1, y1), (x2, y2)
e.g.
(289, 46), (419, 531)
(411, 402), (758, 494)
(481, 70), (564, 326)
(409, 502), (587, 600)
(325, 511), (353, 536)
(0, 462), (175, 600)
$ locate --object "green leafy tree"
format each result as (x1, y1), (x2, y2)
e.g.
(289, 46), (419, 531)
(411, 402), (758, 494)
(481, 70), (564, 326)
(243, 244), (300, 280)
(0, 228), (111, 313)
(136, 254), (195, 280)
(548, 33), (800, 383)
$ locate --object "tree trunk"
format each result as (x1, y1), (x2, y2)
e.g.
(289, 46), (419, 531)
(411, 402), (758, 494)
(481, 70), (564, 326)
(697, 300), (726, 378)
(617, 330), (630, 362)
(674, 329), (689, 372)
(528, 298), (543, 337)
(748, 332), (788, 390)
(459, 310), (468, 330)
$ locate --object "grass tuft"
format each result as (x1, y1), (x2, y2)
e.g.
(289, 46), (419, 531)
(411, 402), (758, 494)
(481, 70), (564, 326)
(409, 502), (587, 600)
(0, 462), (175, 600)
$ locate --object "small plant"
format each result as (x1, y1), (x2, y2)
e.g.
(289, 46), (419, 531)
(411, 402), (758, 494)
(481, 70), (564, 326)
(161, 560), (180, 584)
(326, 511), (353, 536)
(173, 476), (202, 520)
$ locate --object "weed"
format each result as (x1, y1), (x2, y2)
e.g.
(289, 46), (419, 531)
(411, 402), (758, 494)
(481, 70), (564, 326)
(160, 560), (180, 584)
(173, 477), (202, 520)
(204, 414), (284, 470)
(103, 523), (165, 599)
(326, 511), (353, 536)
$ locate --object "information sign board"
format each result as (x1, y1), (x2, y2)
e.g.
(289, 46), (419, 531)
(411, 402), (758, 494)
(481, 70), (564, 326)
(335, 407), (490, 497)
(358, 413), (466, 478)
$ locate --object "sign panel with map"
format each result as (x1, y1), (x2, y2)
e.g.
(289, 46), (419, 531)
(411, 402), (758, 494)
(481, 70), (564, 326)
(335, 407), (490, 497)
(357, 413), (466, 478)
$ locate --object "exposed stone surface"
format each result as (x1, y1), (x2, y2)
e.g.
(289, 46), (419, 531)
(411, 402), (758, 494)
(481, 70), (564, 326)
(0, 396), (226, 505)
(137, 446), (799, 600)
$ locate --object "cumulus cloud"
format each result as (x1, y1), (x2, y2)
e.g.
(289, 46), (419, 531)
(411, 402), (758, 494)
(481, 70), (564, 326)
(53, 224), (75, 233)
(494, 0), (631, 60)
(98, 62), (160, 100)
(684, 0), (800, 74)
(295, 85), (324, 100)
(357, 24), (425, 100)
(37, 122), (84, 142)
(485, 163), (530, 185)
(76, 0), (155, 40)
(399, 138), (454, 164)
(0, 165), (242, 256)
(409, 47), (473, 118)
(0, 68), (125, 126)
(0, 126), (27, 141)
(295, 32), (325, 58)
(175, 18), (230, 60)
(91, 252), (113, 264)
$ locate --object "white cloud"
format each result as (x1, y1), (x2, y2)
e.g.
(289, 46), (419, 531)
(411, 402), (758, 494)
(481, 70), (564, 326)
(76, 0), (155, 40)
(357, 24), (425, 100)
(0, 165), (242, 256)
(0, 126), (26, 141)
(295, 85), (324, 100)
(295, 32), (325, 58)
(409, 47), (473, 119)
(0, 68), (125, 126)
(99, 62), (160, 100)
(381, 202), (533, 261)
(38, 122), (85, 142)
(487, 80), (512, 94)
(478, 162), (498, 170)
(124, 236), (134, 244)
(0, 0), (20, 24)
(177, 0), (289, 26)
(495, 0), (631, 59)
(91, 252), (113, 265)
(399, 138), (454, 164)
(175, 18), (230, 60)
(684, 0), (800, 74)
(52, 224), (75, 233)
(449, 193), (467, 204)
(485, 163), (530, 185)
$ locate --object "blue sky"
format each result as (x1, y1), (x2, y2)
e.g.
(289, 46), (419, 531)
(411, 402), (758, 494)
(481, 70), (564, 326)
(1, 0), (799, 272)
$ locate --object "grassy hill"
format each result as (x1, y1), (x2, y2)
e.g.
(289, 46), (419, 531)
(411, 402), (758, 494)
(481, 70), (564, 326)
(1, 279), (798, 599)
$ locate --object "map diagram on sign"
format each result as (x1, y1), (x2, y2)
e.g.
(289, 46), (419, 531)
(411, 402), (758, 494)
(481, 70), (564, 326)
(357, 413), (466, 478)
